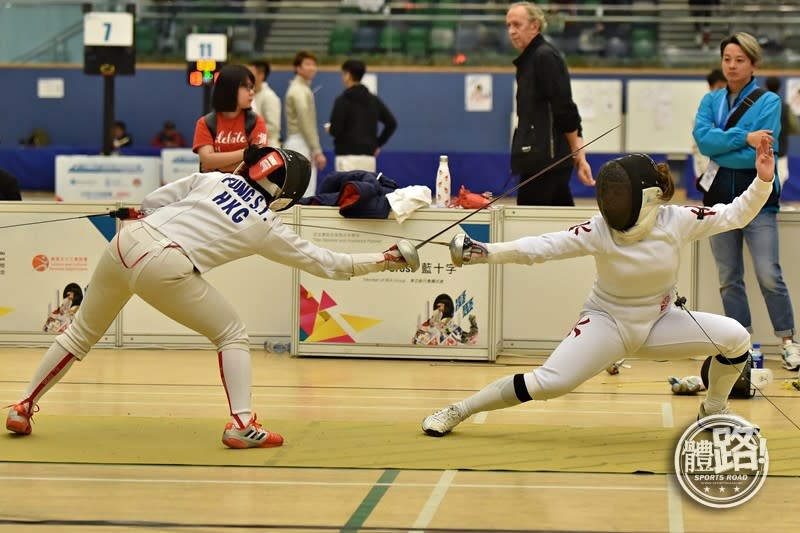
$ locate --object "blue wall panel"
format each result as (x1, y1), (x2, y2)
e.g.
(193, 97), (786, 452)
(3, 65), (800, 201)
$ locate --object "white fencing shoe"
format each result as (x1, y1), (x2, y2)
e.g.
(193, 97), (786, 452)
(696, 403), (759, 432)
(782, 341), (800, 371)
(421, 405), (467, 437)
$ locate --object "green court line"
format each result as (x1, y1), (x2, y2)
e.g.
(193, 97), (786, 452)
(341, 468), (399, 533)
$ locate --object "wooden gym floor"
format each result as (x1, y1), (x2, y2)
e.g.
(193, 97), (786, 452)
(1, 347), (799, 533)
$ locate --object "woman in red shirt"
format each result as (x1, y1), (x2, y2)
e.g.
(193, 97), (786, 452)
(193, 64), (268, 172)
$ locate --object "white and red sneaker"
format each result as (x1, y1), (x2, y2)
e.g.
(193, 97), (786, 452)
(222, 414), (284, 449)
(6, 401), (37, 435)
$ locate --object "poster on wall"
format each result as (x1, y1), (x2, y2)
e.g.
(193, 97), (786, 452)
(295, 209), (494, 359)
(161, 148), (200, 184)
(55, 155), (161, 202)
(361, 73), (378, 95)
(786, 77), (800, 115)
(0, 206), (115, 342)
(465, 74), (493, 112)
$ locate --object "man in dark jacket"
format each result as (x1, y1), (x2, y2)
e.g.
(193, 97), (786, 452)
(328, 59), (397, 173)
(507, 2), (594, 206)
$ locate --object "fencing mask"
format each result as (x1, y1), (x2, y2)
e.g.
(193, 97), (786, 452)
(595, 153), (662, 232)
(244, 146), (311, 211)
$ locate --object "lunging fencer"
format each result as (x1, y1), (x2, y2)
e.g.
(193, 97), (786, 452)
(422, 137), (776, 437)
(6, 146), (419, 449)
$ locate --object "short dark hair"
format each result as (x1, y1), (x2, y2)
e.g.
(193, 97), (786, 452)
(293, 50), (317, 68)
(249, 60), (271, 80)
(341, 59), (366, 82)
(765, 75), (781, 93)
(212, 64), (255, 112)
(706, 68), (726, 87)
(719, 32), (761, 64)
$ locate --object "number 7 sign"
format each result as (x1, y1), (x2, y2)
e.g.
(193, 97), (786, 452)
(83, 12), (134, 47)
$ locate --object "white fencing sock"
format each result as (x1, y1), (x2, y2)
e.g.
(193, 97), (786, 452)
(217, 349), (252, 428)
(458, 374), (533, 416)
(703, 352), (749, 414)
(20, 342), (76, 408)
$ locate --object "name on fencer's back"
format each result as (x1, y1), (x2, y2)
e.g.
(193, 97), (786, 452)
(212, 176), (270, 223)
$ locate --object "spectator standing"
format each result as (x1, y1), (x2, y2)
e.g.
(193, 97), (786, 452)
(689, 0), (720, 50)
(151, 120), (187, 148)
(506, 2), (594, 206)
(692, 69), (727, 181)
(328, 59), (397, 172)
(284, 50), (326, 197)
(765, 76), (800, 186)
(693, 32), (800, 371)
(192, 64), (268, 173)
(247, 60), (283, 148)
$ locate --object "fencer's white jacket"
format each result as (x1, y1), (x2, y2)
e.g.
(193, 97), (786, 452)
(483, 177), (774, 352)
(140, 171), (385, 276)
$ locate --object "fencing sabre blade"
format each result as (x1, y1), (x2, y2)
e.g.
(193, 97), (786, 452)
(414, 123), (621, 250)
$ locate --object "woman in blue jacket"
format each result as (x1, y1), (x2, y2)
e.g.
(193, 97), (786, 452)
(693, 31), (800, 371)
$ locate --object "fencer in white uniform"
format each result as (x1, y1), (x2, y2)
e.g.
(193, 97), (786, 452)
(6, 146), (420, 449)
(422, 137), (776, 437)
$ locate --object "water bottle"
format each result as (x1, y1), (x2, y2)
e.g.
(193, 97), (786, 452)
(264, 338), (291, 354)
(751, 343), (764, 369)
(435, 155), (451, 207)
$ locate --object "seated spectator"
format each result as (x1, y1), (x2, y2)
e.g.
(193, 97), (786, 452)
(0, 169), (22, 200)
(151, 120), (187, 148)
(112, 121), (132, 151)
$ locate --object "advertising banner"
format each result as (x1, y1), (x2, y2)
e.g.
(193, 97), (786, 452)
(294, 207), (496, 360)
(161, 148), (200, 184)
(0, 204), (116, 345)
(55, 155), (161, 202)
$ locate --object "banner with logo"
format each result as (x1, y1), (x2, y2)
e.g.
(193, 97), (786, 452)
(55, 155), (161, 202)
(0, 204), (116, 344)
(294, 207), (497, 360)
(161, 148), (200, 184)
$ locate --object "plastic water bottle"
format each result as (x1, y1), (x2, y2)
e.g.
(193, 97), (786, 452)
(751, 343), (764, 369)
(435, 155), (451, 207)
(264, 338), (291, 354)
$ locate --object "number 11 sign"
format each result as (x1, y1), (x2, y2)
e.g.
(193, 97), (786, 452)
(185, 34), (227, 62)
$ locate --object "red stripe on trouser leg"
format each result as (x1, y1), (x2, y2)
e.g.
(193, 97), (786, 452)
(218, 350), (251, 429)
(22, 352), (76, 407)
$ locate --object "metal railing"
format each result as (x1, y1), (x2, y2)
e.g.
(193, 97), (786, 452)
(4, 0), (800, 67)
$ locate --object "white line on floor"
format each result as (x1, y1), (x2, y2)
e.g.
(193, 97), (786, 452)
(410, 470), (456, 531)
(0, 474), (669, 492)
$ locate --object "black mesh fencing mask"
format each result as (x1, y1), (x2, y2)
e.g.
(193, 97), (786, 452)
(246, 147), (311, 211)
(595, 153), (661, 231)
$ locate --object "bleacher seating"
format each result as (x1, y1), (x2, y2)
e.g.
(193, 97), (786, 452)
(405, 26), (431, 57)
(329, 25), (354, 55)
(430, 27), (455, 54)
(380, 26), (405, 53)
(352, 25), (380, 53)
